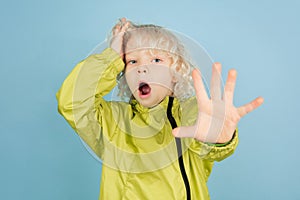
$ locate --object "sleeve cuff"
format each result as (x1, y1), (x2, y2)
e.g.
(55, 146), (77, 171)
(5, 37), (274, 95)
(205, 129), (237, 147)
(100, 48), (124, 74)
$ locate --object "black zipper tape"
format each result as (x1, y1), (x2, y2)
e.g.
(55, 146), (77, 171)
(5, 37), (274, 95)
(167, 97), (191, 200)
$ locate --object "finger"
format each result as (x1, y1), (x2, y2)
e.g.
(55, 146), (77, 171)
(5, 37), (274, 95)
(210, 62), (222, 100)
(121, 21), (130, 32)
(192, 69), (209, 104)
(119, 18), (128, 30)
(172, 126), (197, 138)
(120, 17), (126, 25)
(223, 69), (237, 103)
(237, 96), (264, 117)
(112, 24), (121, 35)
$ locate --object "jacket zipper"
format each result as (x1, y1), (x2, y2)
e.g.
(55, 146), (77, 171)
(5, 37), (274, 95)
(167, 97), (191, 200)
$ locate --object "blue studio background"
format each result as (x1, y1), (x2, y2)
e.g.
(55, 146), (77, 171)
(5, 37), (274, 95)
(1, 0), (299, 199)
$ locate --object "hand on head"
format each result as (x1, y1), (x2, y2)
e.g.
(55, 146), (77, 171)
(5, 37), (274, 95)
(110, 17), (132, 56)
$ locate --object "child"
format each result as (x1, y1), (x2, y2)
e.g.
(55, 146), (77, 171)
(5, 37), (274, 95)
(57, 18), (263, 200)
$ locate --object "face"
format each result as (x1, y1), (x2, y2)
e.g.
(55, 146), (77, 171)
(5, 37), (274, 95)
(125, 49), (175, 108)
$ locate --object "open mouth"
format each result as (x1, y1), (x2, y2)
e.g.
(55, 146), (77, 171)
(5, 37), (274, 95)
(138, 82), (151, 96)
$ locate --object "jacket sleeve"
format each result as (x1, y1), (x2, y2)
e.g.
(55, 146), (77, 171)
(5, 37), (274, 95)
(187, 131), (238, 162)
(56, 48), (124, 158)
(180, 97), (239, 162)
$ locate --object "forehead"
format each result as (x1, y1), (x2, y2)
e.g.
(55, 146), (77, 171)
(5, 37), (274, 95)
(125, 34), (153, 52)
(125, 48), (171, 58)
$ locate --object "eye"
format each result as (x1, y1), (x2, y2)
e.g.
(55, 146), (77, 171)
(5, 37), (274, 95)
(152, 58), (162, 63)
(127, 60), (137, 65)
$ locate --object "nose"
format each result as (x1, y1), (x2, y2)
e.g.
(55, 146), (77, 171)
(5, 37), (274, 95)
(137, 65), (149, 74)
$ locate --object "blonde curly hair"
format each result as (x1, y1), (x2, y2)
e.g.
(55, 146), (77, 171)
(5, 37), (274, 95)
(111, 22), (195, 101)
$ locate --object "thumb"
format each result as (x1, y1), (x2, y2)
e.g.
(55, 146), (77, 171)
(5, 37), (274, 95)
(172, 126), (197, 138)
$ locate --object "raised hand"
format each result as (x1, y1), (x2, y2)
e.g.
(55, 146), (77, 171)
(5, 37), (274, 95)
(110, 17), (131, 56)
(172, 62), (264, 144)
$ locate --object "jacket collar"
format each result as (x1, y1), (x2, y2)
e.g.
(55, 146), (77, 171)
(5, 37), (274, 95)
(130, 96), (179, 114)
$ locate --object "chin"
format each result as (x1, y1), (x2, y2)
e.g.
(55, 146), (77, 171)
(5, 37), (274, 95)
(139, 100), (158, 108)
(137, 96), (165, 108)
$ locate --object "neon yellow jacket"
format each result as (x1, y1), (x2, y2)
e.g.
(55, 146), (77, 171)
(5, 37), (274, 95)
(56, 48), (238, 200)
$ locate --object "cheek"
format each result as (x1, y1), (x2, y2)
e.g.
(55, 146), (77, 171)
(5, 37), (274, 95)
(125, 69), (138, 92)
(150, 65), (174, 90)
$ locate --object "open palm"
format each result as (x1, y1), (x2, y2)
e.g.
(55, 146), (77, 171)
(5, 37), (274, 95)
(172, 63), (264, 144)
